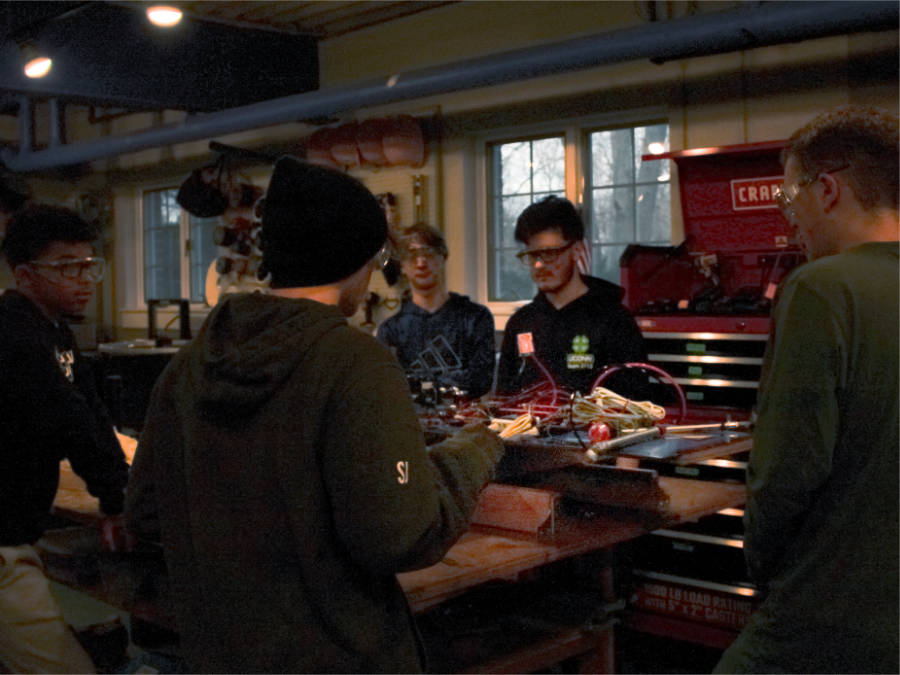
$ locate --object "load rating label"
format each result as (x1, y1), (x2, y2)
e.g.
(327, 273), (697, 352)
(631, 580), (757, 630)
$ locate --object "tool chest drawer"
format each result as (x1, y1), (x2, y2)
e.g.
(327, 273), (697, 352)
(641, 329), (768, 410)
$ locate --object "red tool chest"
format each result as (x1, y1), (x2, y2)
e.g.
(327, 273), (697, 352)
(621, 141), (805, 419)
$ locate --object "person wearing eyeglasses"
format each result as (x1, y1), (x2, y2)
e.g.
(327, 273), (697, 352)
(496, 195), (647, 397)
(0, 205), (130, 674)
(377, 223), (496, 399)
(126, 159), (503, 673)
(715, 106), (898, 675)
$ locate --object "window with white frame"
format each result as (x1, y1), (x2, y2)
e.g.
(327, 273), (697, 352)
(486, 121), (670, 302)
(142, 187), (219, 304)
(488, 136), (566, 301)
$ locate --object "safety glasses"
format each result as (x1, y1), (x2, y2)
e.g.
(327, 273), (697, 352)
(775, 164), (848, 220)
(515, 240), (575, 267)
(399, 246), (443, 262)
(28, 257), (106, 283)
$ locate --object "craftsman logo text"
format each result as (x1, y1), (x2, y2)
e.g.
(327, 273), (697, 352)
(731, 175), (783, 211)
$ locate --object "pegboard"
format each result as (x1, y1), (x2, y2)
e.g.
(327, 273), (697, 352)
(348, 152), (440, 334)
(353, 166), (436, 235)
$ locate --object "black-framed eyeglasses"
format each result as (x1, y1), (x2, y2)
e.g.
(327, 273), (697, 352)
(775, 164), (849, 220)
(515, 241), (575, 267)
(28, 257), (105, 283)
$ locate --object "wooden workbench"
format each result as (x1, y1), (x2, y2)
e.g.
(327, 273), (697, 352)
(46, 434), (745, 673)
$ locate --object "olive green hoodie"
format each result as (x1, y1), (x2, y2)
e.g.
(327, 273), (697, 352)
(126, 293), (503, 673)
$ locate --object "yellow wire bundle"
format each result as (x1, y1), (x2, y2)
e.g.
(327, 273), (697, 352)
(570, 387), (665, 432)
(489, 412), (539, 439)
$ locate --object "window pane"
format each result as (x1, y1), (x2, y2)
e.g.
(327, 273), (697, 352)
(591, 186), (635, 244)
(636, 183), (671, 242)
(531, 137), (565, 192)
(143, 188), (181, 301)
(587, 122), (671, 284)
(494, 194), (532, 248)
(189, 215), (219, 303)
(591, 128), (633, 186)
(635, 123), (670, 181)
(500, 142), (532, 195)
(591, 244), (628, 286)
(491, 247), (536, 302)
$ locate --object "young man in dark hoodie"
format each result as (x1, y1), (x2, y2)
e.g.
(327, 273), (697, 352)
(0, 205), (129, 673)
(377, 223), (496, 398)
(125, 157), (504, 673)
(496, 196), (647, 396)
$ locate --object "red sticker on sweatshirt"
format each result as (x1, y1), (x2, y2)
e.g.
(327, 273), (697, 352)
(517, 332), (535, 356)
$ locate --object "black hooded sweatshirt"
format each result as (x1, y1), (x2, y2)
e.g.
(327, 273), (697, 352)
(497, 276), (647, 396)
(0, 290), (128, 545)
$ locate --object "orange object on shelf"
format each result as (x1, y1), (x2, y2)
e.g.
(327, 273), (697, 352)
(383, 115), (425, 167)
(330, 122), (361, 168)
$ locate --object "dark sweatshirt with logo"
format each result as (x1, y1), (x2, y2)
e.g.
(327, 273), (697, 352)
(497, 276), (647, 396)
(377, 292), (496, 398)
(0, 290), (128, 545)
(126, 292), (503, 673)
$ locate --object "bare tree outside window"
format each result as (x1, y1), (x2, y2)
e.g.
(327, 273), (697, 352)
(588, 123), (670, 283)
(489, 136), (565, 301)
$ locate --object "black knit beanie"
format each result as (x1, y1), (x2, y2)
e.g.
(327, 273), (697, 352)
(262, 157), (387, 288)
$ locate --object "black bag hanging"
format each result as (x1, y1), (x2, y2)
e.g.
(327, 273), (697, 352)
(176, 155), (228, 218)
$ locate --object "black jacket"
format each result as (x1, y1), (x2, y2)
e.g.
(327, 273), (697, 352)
(377, 292), (496, 398)
(0, 290), (128, 545)
(497, 276), (647, 397)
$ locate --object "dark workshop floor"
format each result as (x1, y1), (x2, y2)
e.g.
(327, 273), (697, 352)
(53, 582), (726, 674)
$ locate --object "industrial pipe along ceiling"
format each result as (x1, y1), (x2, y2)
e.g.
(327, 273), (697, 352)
(3, 0), (897, 172)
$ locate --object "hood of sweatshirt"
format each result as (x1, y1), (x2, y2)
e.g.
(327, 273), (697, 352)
(180, 293), (346, 418)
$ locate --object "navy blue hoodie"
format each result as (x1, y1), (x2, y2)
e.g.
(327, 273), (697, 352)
(377, 292), (495, 398)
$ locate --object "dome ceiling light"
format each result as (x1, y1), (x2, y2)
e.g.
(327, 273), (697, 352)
(146, 5), (183, 27)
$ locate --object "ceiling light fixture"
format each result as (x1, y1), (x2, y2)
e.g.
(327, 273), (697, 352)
(146, 5), (183, 27)
(24, 56), (53, 79)
(20, 42), (52, 79)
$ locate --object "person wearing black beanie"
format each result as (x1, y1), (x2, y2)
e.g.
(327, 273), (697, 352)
(262, 156), (388, 289)
(127, 157), (505, 673)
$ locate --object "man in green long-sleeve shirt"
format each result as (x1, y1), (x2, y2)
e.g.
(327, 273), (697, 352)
(716, 106), (898, 673)
(126, 158), (503, 673)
